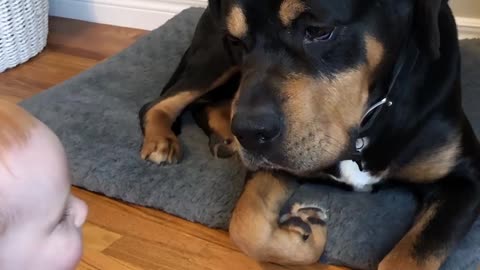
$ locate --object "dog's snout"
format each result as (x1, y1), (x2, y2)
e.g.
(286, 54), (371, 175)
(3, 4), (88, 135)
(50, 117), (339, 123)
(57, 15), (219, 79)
(231, 111), (282, 150)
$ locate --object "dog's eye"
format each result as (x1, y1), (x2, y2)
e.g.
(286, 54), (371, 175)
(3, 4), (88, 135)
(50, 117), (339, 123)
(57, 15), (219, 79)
(304, 26), (335, 42)
(226, 34), (243, 47)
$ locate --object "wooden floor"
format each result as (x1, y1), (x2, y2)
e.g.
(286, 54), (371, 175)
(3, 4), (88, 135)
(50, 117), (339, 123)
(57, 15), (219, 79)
(0, 17), (346, 270)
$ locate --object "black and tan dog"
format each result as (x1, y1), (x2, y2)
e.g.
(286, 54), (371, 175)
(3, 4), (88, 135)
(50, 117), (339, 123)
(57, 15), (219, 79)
(139, 0), (480, 269)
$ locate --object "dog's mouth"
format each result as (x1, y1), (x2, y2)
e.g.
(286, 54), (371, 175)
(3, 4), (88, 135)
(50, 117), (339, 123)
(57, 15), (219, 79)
(237, 148), (284, 171)
(237, 147), (327, 177)
(235, 134), (356, 176)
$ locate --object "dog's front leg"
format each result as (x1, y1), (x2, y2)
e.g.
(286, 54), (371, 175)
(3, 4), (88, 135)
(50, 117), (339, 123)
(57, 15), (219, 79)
(139, 9), (239, 165)
(229, 171), (327, 265)
(379, 173), (480, 270)
(192, 99), (237, 158)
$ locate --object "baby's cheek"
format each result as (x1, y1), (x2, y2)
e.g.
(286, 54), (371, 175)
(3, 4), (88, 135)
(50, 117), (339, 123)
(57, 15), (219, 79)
(62, 229), (83, 269)
(45, 227), (83, 270)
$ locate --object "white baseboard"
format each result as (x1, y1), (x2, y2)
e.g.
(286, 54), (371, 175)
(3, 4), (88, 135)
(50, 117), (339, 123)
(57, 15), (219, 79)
(49, 0), (480, 39)
(456, 17), (480, 39)
(48, 0), (208, 30)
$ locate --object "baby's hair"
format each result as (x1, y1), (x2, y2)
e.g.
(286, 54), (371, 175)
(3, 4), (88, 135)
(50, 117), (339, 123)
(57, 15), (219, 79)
(0, 101), (39, 233)
(0, 101), (38, 159)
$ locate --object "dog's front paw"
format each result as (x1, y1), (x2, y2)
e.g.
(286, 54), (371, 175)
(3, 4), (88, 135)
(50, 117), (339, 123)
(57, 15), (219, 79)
(279, 203), (328, 241)
(141, 134), (182, 165)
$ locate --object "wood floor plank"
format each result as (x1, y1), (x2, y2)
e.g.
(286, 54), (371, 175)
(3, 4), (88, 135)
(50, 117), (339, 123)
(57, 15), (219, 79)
(83, 223), (123, 252)
(73, 188), (238, 253)
(1, 16), (349, 270)
(104, 235), (344, 270)
(0, 17), (147, 103)
(104, 235), (266, 270)
(47, 17), (147, 61)
(0, 49), (97, 100)
(81, 247), (143, 270)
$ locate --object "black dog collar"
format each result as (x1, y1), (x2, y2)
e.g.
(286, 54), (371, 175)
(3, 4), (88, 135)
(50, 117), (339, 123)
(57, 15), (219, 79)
(350, 38), (420, 171)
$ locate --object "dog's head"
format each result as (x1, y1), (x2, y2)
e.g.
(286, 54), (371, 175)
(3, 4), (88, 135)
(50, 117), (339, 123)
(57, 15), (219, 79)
(214, 0), (445, 175)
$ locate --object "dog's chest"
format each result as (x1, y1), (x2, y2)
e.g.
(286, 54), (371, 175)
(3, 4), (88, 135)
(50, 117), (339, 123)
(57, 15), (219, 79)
(335, 160), (383, 191)
(332, 138), (384, 191)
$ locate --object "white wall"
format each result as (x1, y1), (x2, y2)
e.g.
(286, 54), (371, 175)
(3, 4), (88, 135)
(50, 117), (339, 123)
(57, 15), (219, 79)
(450, 0), (480, 39)
(450, 0), (480, 19)
(49, 0), (480, 38)
(48, 0), (208, 30)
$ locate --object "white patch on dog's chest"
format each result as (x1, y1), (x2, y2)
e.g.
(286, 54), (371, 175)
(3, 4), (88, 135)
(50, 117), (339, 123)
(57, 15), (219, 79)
(332, 137), (382, 191)
(337, 160), (382, 191)
(333, 137), (383, 191)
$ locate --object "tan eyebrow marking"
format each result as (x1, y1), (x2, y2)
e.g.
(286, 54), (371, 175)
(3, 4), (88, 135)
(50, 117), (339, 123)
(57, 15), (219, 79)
(279, 0), (306, 26)
(227, 5), (248, 38)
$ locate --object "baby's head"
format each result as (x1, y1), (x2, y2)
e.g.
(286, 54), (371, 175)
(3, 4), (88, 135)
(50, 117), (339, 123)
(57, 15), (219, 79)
(0, 101), (87, 270)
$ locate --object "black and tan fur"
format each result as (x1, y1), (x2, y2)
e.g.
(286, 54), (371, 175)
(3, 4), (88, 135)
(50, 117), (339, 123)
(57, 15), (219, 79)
(139, 0), (480, 269)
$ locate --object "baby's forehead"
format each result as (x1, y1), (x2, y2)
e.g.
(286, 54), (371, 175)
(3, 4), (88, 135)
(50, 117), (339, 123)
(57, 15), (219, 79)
(0, 106), (71, 197)
(0, 104), (36, 156)
(0, 102), (65, 170)
(0, 103), (71, 226)
(3, 124), (69, 179)
(0, 124), (71, 220)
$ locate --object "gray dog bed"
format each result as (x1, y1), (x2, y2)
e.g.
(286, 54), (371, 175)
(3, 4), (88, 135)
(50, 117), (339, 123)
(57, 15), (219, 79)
(20, 8), (480, 270)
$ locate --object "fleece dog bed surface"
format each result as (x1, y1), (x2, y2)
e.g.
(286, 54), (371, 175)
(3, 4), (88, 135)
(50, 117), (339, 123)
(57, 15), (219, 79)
(20, 8), (480, 270)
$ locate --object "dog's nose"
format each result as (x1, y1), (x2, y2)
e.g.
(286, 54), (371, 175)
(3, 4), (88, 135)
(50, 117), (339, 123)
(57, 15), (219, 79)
(231, 112), (282, 150)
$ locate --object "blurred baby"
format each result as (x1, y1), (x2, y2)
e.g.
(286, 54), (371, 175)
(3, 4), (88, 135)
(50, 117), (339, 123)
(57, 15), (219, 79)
(0, 100), (88, 270)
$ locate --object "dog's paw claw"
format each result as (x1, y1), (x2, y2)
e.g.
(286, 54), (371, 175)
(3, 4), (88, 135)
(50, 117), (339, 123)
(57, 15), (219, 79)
(279, 215), (312, 240)
(141, 136), (182, 165)
(296, 206), (328, 225)
(279, 204), (327, 241)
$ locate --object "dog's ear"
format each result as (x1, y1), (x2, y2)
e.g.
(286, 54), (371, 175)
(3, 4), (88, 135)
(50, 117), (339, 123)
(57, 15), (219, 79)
(414, 0), (444, 59)
(209, 0), (223, 19)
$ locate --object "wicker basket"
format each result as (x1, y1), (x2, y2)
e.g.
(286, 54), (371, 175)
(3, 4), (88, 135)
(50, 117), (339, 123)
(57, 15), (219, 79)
(0, 0), (49, 73)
